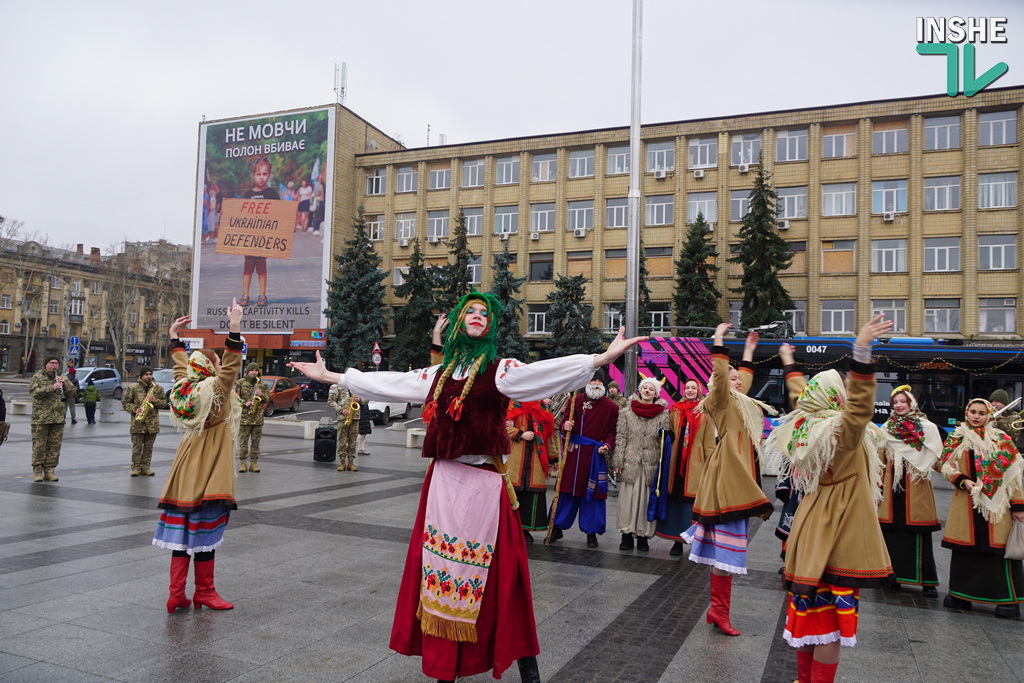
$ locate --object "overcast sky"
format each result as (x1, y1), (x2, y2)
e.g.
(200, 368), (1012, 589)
(1, 0), (1021, 250)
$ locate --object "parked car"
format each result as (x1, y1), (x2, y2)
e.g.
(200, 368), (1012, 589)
(298, 379), (331, 401)
(262, 376), (302, 416)
(151, 369), (175, 403)
(74, 367), (122, 400)
(366, 400), (411, 425)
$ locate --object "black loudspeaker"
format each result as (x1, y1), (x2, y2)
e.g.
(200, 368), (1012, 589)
(313, 426), (337, 462)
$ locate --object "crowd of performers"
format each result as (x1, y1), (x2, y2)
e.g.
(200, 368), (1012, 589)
(150, 294), (1023, 683)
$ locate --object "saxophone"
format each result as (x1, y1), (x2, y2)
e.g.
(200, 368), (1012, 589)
(344, 400), (360, 426)
(135, 383), (157, 422)
(250, 394), (264, 415)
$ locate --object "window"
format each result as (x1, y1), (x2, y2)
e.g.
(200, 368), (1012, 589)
(730, 190), (750, 221)
(0, 294), (9, 309)
(530, 203), (555, 232)
(469, 256), (482, 285)
(873, 127), (907, 154)
(979, 298), (1016, 333)
(529, 252), (553, 281)
(924, 116), (960, 150)
(532, 153), (556, 182)
(69, 299), (83, 316)
(822, 183), (856, 216)
(0, 320), (7, 335)
(527, 304), (550, 334)
(822, 240), (856, 273)
(925, 299), (960, 333)
(821, 300), (855, 334)
(393, 263), (409, 286)
(367, 215), (383, 241)
(924, 176), (961, 211)
(91, 281), (101, 295)
(979, 172), (1017, 208)
(605, 249), (627, 278)
(495, 156), (520, 185)
(647, 141), (675, 172)
(872, 179), (907, 213)
(783, 241), (807, 275)
(777, 187), (807, 219)
(395, 212), (416, 240)
(366, 168), (385, 195)
(646, 247), (674, 277)
(687, 192), (717, 222)
(980, 111), (1017, 146)
(603, 304), (622, 333)
(396, 166), (418, 193)
(689, 137), (717, 169)
(776, 129), (807, 162)
(649, 302), (672, 330)
(129, 310), (137, 325)
(645, 195), (674, 226)
(161, 314), (168, 326)
(731, 133), (761, 165)
(784, 301), (807, 335)
(566, 250), (592, 278)
(872, 239), (907, 272)
(49, 275), (60, 289)
(494, 206), (518, 235)
(978, 235), (1017, 270)
(729, 302), (742, 328)
(568, 201), (594, 231)
(427, 210), (449, 240)
(71, 279), (81, 294)
(924, 237), (960, 271)
(822, 127), (855, 159)
(463, 207), (483, 236)
(569, 149), (594, 178)
(871, 299), (907, 333)
(607, 146), (630, 175)
(606, 198), (628, 228)
(462, 159), (484, 188)
(49, 300), (59, 314)
(429, 167), (451, 190)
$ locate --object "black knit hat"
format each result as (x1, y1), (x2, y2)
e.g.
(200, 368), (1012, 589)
(590, 367), (607, 385)
(138, 366), (153, 377)
(43, 355), (60, 365)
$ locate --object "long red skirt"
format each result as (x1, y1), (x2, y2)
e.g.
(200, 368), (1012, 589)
(389, 461), (541, 680)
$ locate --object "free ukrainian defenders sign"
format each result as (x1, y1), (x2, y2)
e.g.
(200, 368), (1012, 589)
(217, 199), (297, 259)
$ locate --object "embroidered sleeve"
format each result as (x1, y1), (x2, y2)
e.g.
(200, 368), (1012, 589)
(340, 366), (440, 404)
(496, 354), (598, 402)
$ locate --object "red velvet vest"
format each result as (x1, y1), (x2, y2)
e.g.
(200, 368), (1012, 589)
(422, 360), (511, 460)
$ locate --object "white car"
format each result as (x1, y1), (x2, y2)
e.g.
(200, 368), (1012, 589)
(366, 401), (411, 425)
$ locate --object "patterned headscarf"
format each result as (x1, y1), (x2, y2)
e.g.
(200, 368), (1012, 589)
(698, 372), (778, 461)
(169, 351), (241, 441)
(764, 369), (887, 500)
(881, 386), (943, 489)
(940, 398), (1024, 523)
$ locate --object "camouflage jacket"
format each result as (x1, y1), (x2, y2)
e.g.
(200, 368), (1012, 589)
(327, 384), (356, 423)
(30, 369), (77, 424)
(122, 380), (167, 433)
(993, 412), (1021, 441)
(237, 376), (270, 426)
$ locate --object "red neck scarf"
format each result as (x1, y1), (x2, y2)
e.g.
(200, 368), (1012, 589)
(630, 400), (665, 419)
(671, 398), (703, 469)
(507, 401), (556, 463)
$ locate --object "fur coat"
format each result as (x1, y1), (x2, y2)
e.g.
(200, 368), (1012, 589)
(612, 396), (670, 485)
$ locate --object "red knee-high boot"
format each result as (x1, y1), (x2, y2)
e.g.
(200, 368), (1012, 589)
(796, 649), (814, 683)
(167, 554), (192, 613)
(810, 660), (839, 683)
(193, 556), (233, 610)
(706, 572), (740, 635)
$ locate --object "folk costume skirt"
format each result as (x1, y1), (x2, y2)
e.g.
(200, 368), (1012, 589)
(783, 583), (860, 648)
(948, 551), (1024, 605)
(883, 529), (939, 587)
(390, 460), (540, 680)
(682, 518), (750, 574)
(152, 504), (231, 554)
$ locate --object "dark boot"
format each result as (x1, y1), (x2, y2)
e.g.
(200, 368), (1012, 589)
(670, 541), (684, 556)
(166, 553), (191, 613)
(636, 536), (649, 551)
(619, 533), (634, 550)
(517, 656), (541, 683)
(922, 586), (938, 597)
(994, 603), (1021, 619)
(523, 529), (534, 543)
(943, 594), (973, 610)
(192, 555), (233, 610)
(586, 533), (598, 548)
(706, 573), (739, 635)
(548, 527), (563, 543)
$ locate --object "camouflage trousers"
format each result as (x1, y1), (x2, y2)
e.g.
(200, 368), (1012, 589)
(336, 420), (358, 460)
(239, 424), (263, 462)
(131, 432), (158, 469)
(31, 423), (64, 469)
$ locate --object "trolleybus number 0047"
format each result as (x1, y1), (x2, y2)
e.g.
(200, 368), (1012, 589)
(805, 345), (828, 354)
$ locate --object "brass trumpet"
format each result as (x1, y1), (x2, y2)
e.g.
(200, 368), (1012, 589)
(135, 384), (158, 422)
(250, 394), (264, 415)
(344, 400), (360, 426)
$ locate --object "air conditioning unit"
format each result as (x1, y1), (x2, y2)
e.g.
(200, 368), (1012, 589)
(398, 238), (410, 248)
(427, 235), (439, 244)
(777, 220), (790, 230)
(693, 169), (705, 179)
(530, 232), (540, 241)
(738, 163), (750, 173)
(882, 211), (896, 222)
(573, 228), (587, 238)
(706, 222), (716, 232)
(653, 169), (667, 179)
(499, 232), (509, 241)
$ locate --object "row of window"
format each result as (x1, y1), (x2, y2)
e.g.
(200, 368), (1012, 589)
(366, 111), (1019, 195)
(369, 171), (1018, 240)
(0, 318), (162, 345)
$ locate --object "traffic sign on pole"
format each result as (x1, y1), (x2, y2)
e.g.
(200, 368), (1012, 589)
(68, 345), (80, 358)
(69, 335), (80, 347)
(372, 340), (382, 354)
(371, 352), (382, 367)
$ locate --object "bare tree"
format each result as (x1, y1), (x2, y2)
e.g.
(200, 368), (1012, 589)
(102, 243), (148, 378)
(1, 219), (50, 374)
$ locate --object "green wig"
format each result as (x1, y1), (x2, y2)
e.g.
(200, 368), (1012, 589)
(442, 291), (503, 372)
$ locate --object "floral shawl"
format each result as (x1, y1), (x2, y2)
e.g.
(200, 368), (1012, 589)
(881, 388), (943, 490)
(170, 351), (241, 443)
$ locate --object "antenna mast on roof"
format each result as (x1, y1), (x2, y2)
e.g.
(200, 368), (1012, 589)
(334, 63), (347, 106)
(427, 124), (431, 146)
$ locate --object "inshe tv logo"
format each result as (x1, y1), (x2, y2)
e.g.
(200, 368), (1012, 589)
(916, 17), (1009, 97)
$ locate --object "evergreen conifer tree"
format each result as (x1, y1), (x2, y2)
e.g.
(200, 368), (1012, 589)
(546, 274), (603, 357)
(433, 209), (475, 313)
(323, 206), (388, 370)
(392, 239), (436, 371)
(728, 163), (794, 328)
(673, 211), (721, 329)
(488, 244), (531, 360)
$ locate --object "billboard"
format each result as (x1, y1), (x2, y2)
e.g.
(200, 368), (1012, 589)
(192, 107), (335, 334)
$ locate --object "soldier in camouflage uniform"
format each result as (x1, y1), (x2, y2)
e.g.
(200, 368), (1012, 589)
(989, 389), (1022, 443)
(237, 362), (269, 472)
(30, 355), (77, 482)
(122, 366), (168, 476)
(327, 383), (360, 472)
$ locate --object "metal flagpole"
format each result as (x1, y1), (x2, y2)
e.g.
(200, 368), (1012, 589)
(624, 0), (643, 399)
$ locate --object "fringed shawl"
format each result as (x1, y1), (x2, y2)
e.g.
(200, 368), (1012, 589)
(169, 351), (241, 445)
(698, 376), (777, 459)
(880, 389), (943, 490)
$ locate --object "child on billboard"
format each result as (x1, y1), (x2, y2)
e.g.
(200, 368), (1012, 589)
(240, 157), (279, 307)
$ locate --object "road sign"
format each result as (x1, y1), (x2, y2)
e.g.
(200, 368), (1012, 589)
(241, 342), (248, 356)
(372, 340), (382, 354)
(67, 345), (80, 358)
(371, 352), (382, 367)
(69, 335), (80, 346)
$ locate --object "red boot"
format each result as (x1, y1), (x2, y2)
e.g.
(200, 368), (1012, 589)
(796, 649), (814, 683)
(810, 660), (839, 683)
(166, 554), (192, 613)
(706, 572), (740, 635)
(193, 556), (234, 610)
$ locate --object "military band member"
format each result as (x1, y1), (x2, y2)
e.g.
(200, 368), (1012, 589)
(122, 366), (168, 476)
